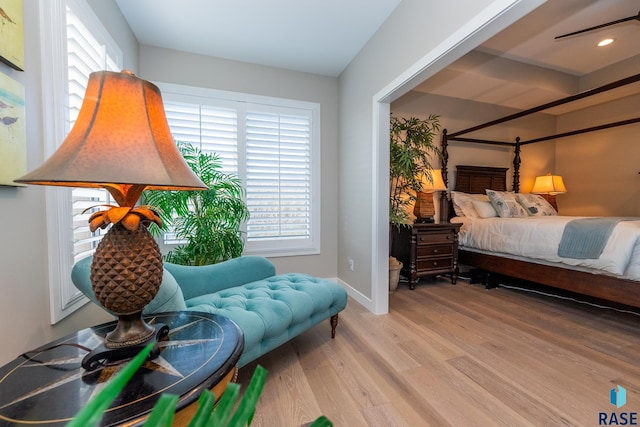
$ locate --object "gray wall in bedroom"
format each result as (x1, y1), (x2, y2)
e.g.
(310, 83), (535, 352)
(556, 92), (640, 217)
(391, 89), (640, 218)
(391, 92), (557, 194)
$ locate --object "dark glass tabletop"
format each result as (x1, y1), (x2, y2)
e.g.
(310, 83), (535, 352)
(0, 311), (243, 426)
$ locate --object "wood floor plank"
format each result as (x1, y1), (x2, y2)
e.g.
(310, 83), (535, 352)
(238, 345), (324, 426)
(237, 278), (640, 426)
(447, 355), (574, 426)
(361, 403), (412, 427)
(459, 287), (640, 380)
(292, 327), (373, 426)
(349, 341), (452, 426)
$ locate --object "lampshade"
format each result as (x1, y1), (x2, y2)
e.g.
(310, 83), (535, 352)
(418, 169), (447, 192)
(15, 70), (206, 205)
(531, 173), (567, 195)
(413, 169), (447, 223)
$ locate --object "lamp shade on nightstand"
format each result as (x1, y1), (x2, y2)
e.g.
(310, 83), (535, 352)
(414, 169), (447, 223)
(531, 174), (567, 195)
(531, 173), (567, 211)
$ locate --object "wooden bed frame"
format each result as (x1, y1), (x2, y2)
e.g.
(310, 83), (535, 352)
(450, 165), (640, 308)
(439, 73), (640, 309)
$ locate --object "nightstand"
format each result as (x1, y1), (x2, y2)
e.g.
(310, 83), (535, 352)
(391, 222), (461, 290)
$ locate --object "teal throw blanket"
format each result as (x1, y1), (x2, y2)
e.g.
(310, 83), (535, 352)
(558, 217), (636, 259)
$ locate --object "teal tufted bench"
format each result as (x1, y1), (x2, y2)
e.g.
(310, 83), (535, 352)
(72, 256), (348, 368)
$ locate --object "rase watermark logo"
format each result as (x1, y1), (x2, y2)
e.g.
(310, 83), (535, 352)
(612, 386), (628, 408)
(599, 385), (637, 425)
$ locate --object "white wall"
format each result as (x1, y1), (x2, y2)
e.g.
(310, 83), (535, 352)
(0, 1), (137, 365)
(138, 46), (339, 278)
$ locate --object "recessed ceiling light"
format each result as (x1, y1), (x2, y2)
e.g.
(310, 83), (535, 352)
(597, 38), (614, 47)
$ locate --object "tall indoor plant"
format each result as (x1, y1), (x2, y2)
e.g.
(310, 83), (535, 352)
(144, 142), (250, 265)
(389, 114), (441, 291)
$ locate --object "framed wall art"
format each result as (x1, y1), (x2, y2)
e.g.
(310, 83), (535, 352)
(0, 71), (26, 186)
(0, 0), (25, 71)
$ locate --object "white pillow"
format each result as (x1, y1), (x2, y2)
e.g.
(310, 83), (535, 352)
(486, 189), (529, 218)
(516, 193), (557, 216)
(472, 200), (498, 218)
(451, 191), (488, 218)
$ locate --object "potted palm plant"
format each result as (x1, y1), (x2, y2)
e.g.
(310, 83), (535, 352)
(144, 142), (250, 265)
(389, 114), (441, 292)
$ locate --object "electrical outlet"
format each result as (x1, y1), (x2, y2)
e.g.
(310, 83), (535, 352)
(348, 259), (354, 271)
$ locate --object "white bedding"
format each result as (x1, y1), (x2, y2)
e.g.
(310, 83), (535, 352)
(450, 216), (640, 280)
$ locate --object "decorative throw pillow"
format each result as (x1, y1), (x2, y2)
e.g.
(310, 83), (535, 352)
(451, 191), (475, 218)
(472, 200), (498, 218)
(515, 193), (557, 216)
(486, 189), (529, 218)
(451, 192), (489, 218)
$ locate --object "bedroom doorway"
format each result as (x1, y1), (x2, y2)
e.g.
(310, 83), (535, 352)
(371, 0), (546, 313)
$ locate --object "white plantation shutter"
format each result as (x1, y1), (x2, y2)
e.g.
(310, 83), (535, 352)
(40, 0), (123, 323)
(161, 100), (239, 244)
(66, 4), (120, 263)
(158, 83), (320, 256)
(72, 188), (111, 261)
(245, 108), (312, 241)
(163, 101), (239, 173)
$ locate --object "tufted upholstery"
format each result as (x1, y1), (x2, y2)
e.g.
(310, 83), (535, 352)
(72, 256), (348, 367)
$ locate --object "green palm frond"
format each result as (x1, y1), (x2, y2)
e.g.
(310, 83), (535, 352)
(389, 114), (441, 228)
(143, 142), (250, 265)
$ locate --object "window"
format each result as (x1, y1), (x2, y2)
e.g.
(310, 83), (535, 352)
(157, 84), (321, 257)
(66, 2), (120, 264)
(244, 107), (313, 244)
(41, 0), (122, 323)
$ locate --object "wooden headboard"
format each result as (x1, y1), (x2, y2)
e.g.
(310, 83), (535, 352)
(454, 165), (508, 194)
(444, 165), (508, 221)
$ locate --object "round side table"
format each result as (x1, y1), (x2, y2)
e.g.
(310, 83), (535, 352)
(0, 311), (243, 426)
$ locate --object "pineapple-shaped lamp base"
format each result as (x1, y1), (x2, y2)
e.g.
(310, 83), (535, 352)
(82, 218), (166, 369)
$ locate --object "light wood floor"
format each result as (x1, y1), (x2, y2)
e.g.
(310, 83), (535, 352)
(236, 278), (640, 426)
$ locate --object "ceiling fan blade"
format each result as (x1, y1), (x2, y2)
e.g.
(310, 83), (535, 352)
(555, 11), (640, 40)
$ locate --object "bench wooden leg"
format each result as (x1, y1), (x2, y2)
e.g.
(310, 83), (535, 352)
(330, 314), (339, 339)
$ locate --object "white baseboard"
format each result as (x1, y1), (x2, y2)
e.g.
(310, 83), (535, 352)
(329, 277), (376, 313)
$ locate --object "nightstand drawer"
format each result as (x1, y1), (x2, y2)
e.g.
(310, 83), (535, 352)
(417, 244), (453, 257)
(417, 256), (453, 271)
(417, 232), (456, 245)
(390, 222), (461, 289)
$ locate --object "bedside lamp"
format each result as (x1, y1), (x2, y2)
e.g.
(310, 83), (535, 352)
(15, 70), (207, 369)
(531, 173), (567, 211)
(413, 169), (447, 223)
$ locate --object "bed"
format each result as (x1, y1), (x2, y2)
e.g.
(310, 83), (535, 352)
(438, 73), (640, 309)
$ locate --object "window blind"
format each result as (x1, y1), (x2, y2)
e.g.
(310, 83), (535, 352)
(42, 0), (124, 323)
(66, 5), (119, 263)
(158, 86), (319, 255)
(163, 101), (239, 173)
(161, 101), (239, 244)
(245, 109), (312, 241)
